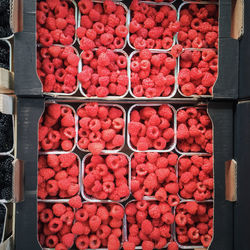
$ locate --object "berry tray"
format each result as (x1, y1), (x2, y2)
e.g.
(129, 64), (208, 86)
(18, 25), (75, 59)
(127, 1), (177, 52)
(81, 152), (131, 203)
(78, 49), (130, 99)
(76, 103), (126, 154)
(127, 103), (177, 152)
(76, 0), (129, 51)
(37, 152), (81, 201)
(0, 203), (7, 244)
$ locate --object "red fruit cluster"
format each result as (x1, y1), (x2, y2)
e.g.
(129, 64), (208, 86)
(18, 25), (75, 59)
(78, 47), (128, 97)
(178, 49), (218, 96)
(74, 203), (124, 249)
(131, 152), (179, 205)
(178, 3), (218, 49)
(38, 202), (75, 249)
(37, 46), (79, 94)
(130, 49), (176, 98)
(77, 103), (125, 154)
(129, 0), (179, 50)
(77, 0), (128, 50)
(128, 105), (175, 151)
(36, 0), (76, 46)
(125, 200), (173, 249)
(39, 104), (76, 152)
(38, 153), (79, 200)
(175, 201), (213, 248)
(177, 107), (213, 153)
(178, 155), (213, 201)
(83, 154), (130, 201)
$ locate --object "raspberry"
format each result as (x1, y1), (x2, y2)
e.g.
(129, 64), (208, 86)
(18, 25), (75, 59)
(142, 241), (154, 250)
(108, 234), (120, 250)
(123, 241), (136, 250)
(75, 235), (89, 250)
(168, 242), (178, 250)
(61, 233), (74, 248)
(141, 219), (153, 235)
(89, 235), (101, 249)
(69, 195), (82, 209)
(148, 204), (161, 219)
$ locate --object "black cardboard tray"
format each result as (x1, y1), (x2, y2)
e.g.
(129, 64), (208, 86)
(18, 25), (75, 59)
(14, 0), (239, 99)
(15, 97), (234, 250)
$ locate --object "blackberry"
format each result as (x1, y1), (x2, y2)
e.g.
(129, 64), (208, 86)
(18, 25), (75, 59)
(0, 113), (13, 152)
(0, 156), (13, 200)
(0, 187), (12, 200)
(0, 0), (9, 14)
(0, 204), (6, 241)
(0, 0), (12, 39)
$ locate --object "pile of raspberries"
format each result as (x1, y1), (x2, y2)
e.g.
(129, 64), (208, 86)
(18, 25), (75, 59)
(177, 107), (213, 154)
(38, 153), (79, 199)
(37, 46), (79, 94)
(128, 105), (175, 151)
(178, 49), (218, 96)
(125, 200), (177, 249)
(83, 153), (130, 201)
(36, 0), (76, 46)
(129, 0), (179, 50)
(77, 103), (125, 154)
(38, 201), (125, 249)
(178, 3), (218, 49)
(39, 103), (76, 152)
(131, 152), (179, 203)
(130, 49), (176, 98)
(77, 0), (128, 50)
(78, 47), (129, 97)
(175, 201), (213, 247)
(178, 155), (213, 201)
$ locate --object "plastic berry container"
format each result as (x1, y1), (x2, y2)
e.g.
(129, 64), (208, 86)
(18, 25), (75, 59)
(128, 1), (177, 52)
(127, 104), (177, 153)
(0, 203), (7, 243)
(173, 200), (214, 249)
(75, 201), (126, 250)
(0, 155), (14, 203)
(177, 154), (213, 202)
(37, 201), (76, 249)
(128, 50), (178, 99)
(79, 49), (129, 99)
(37, 152), (81, 201)
(177, 48), (218, 98)
(176, 106), (213, 155)
(0, 39), (12, 72)
(81, 153), (131, 203)
(37, 45), (81, 96)
(0, 113), (14, 155)
(39, 102), (78, 153)
(130, 151), (179, 201)
(77, 0), (129, 50)
(177, 2), (219, 49)
(36, 0), (78, 47)
(76, 103), (126, 153)
(124, 199), (174, 249)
